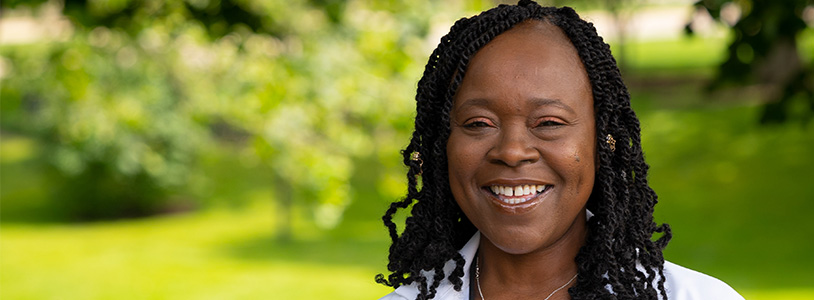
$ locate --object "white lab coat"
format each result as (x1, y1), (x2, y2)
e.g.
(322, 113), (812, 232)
(379, 232), (744, 300)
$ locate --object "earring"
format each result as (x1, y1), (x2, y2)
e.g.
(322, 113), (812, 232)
(606, 134), (616, 152)
(410, 152), (423, 174)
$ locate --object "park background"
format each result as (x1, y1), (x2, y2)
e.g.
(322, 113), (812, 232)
(1, 0), (813, 299)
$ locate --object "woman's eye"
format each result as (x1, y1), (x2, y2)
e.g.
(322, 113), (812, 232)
(465, 121), (490, 128)
(463, 118), (494, 128)
(536, 118), (565, 127)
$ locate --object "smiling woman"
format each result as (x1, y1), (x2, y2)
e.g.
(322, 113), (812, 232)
(447, 21), (595, 261)
(375, 1), (745, 300)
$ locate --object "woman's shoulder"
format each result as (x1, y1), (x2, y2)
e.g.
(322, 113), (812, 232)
(662, 260), (744, 300)
(378, 281), (464, 300)
(378, 260), (745, 300)
(378, 291), (410, 300)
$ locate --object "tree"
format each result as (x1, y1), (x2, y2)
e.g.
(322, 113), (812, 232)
(0, 0), (450, 233)
(687, 0), (814, 123)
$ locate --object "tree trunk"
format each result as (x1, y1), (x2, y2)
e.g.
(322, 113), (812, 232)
(273, 176), (294, 242)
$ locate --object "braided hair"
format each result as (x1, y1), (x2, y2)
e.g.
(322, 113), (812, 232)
(376, 1), (672, 299)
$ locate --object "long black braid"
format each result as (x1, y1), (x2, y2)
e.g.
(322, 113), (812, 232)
(376, 1), (672, 299)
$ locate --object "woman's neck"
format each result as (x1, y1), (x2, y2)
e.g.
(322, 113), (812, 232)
(476, 212), (586, 298)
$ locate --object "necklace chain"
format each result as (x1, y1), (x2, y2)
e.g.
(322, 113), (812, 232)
(475, 258), (578, 300)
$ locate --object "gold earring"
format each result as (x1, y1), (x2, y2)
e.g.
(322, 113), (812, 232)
(606, 134), (616, 152)
(410, 152), (423, 174)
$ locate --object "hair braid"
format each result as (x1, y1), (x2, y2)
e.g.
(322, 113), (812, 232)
(378, 2), (672, 299)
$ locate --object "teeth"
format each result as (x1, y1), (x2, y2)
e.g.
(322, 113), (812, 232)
(487, 184), (548, 200)
(502, 186), (512, 196)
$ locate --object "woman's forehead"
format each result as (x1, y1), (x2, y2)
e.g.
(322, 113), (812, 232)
(452, 20), (592, 110)
(471, 20), (581, 72)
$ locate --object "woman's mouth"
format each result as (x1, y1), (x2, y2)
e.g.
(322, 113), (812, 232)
(485, 184), (551, 205)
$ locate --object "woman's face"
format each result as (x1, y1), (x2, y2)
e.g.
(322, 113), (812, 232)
(447, 21), (596, 255)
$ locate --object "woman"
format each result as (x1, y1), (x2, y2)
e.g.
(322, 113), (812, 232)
(376, 1), (743, 300)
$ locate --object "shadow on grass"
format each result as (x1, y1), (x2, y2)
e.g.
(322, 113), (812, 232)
(219, 235), (390, 271)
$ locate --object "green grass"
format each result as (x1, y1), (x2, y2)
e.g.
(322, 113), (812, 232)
(642, 104), (814, 291)
(0, 201), (394, 299)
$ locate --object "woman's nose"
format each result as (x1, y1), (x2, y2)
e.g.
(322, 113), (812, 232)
(487, 126), (540, 167)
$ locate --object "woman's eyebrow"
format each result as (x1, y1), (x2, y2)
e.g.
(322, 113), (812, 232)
(456, 98), (491, 110)
(530, 98), (576, 114)
(455, 97), (576, 115)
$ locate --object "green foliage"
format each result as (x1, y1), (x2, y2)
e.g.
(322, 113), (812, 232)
(0, 0), (455, 223)
(688, 0), (814, 123)
(1, 28), (205, 219)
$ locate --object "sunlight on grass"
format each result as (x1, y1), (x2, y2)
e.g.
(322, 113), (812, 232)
(742, 289), (814, 300)
(0, 201), (393, 299)
(626, 36), (727, 70)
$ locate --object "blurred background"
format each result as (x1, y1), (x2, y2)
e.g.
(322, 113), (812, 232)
(1, 0), (812, 299)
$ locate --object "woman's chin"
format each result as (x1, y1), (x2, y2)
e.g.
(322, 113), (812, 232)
(482, 231), (552, 255)
(480, 216), (587, 256)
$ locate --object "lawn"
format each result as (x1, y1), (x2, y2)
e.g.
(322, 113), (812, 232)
(2, 29), (814, 300)
(0, 202), (395, 299)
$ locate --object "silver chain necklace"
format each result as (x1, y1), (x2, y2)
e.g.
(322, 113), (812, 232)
(475, 257), (578, 300)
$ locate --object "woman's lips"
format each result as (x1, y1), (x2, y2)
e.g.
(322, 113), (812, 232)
(481, 184), (552, 214)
